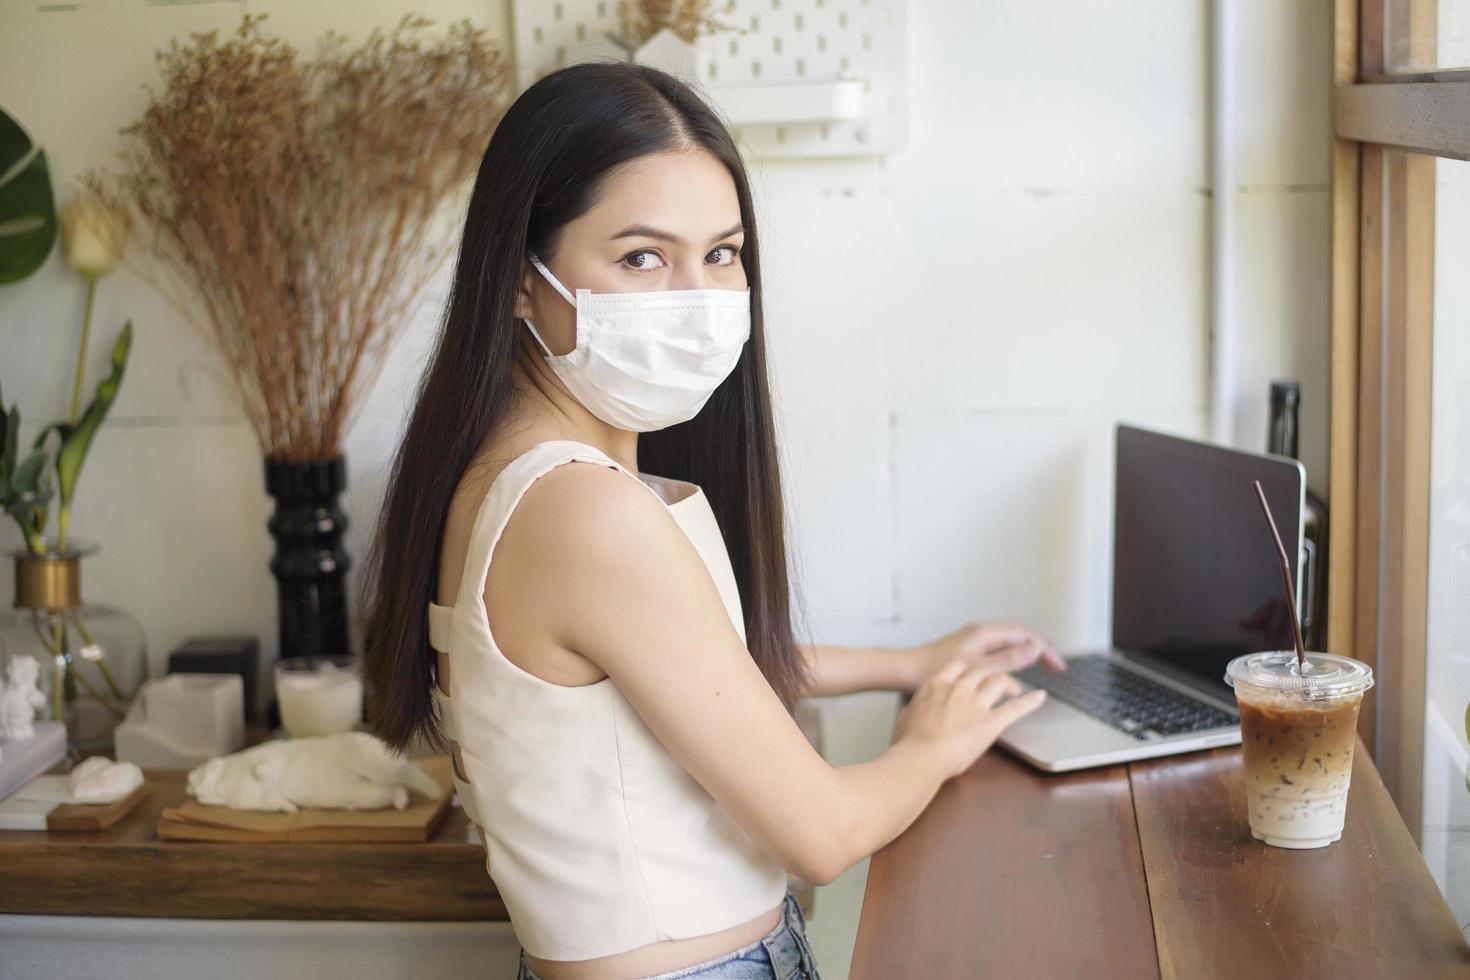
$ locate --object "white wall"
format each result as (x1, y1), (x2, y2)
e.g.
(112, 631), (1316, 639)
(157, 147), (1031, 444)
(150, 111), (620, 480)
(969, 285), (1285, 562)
(1421, 154), (1470, 929)
(0, 2), (1334, 977)
(772, 0), (1332, 657)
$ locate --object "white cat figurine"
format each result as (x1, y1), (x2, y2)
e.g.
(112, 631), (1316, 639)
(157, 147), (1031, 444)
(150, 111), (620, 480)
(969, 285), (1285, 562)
(186, 730), (444, 813)
(0, 654), (48, 741)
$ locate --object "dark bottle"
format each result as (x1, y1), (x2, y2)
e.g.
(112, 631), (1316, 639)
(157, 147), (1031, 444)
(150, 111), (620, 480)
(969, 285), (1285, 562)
(1267, 381), (1329, 651)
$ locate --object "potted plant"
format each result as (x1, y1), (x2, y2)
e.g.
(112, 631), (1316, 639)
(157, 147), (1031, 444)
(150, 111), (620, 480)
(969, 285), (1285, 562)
(616, 0), (742, 82)
(93, 13), (513, 706)
(1, 108), (146, 754)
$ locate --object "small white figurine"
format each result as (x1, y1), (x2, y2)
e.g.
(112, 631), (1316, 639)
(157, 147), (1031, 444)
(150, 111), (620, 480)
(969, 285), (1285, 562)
(69, 755), (144, 802)
(0, 654), (48, 741)
(185, 729), (444, 813)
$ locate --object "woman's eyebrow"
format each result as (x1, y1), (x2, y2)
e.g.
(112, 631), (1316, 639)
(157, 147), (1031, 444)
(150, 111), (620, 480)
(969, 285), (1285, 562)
(609, 222), (745, 245)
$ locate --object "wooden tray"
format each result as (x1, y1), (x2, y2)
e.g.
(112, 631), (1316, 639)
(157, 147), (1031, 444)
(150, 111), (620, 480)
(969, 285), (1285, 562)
(46, 781), (152, 832)
(156, 755), (454, 843)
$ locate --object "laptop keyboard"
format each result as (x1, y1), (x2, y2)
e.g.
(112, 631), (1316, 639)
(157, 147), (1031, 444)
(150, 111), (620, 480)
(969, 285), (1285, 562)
(1014, 654), (1237, 740)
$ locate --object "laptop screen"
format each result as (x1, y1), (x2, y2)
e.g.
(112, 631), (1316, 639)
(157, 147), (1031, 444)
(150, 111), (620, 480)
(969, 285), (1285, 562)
(1111, 424), (1305, 690)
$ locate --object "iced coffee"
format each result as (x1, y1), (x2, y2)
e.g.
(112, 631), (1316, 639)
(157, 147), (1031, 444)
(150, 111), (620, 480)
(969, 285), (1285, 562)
(1224, 651), (1375, 849)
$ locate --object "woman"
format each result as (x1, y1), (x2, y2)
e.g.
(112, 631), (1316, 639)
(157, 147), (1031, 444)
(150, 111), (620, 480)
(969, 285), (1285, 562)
(360, 62), (1061, 980)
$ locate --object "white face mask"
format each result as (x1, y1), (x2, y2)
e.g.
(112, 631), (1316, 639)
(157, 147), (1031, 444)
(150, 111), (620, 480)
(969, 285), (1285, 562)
(522, 252), (752, 432)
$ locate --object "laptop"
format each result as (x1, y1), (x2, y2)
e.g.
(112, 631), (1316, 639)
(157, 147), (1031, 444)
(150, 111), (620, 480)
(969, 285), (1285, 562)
(996, 423), (1307, 772)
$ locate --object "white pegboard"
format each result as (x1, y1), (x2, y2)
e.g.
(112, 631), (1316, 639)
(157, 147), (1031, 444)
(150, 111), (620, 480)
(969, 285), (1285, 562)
(510, 0), (908, 159)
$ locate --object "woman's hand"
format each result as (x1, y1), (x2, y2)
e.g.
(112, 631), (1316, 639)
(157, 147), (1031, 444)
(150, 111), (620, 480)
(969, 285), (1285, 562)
(898, 620), (1065, 693)
(893, 658), (1049, 780)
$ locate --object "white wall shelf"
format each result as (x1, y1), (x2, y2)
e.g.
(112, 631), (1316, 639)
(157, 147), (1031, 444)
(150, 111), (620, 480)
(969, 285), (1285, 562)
(509, 0), (908, 159)
(713, 77), (867, 124)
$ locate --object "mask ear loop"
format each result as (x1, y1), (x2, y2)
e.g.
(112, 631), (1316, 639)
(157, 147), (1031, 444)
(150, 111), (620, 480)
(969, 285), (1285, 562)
(521, 316), (555, 358)
(523, 253), (578, 358)
(528, 253), (578, 306)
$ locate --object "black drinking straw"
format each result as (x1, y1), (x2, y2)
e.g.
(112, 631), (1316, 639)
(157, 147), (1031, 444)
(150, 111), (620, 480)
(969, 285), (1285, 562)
(1251, 479), (1308, 670)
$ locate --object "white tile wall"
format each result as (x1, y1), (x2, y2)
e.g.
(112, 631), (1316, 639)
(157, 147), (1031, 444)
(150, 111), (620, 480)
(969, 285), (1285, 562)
(1236, 0), (1334, 189)
(1232, 0), (1334, 497)
(778, 404), (896, 631)
(1233, 188), (1333, 493)
(0, 1), (1339, 976)
(900, 1), (1208, 191)
(892, 190), (1209, 412)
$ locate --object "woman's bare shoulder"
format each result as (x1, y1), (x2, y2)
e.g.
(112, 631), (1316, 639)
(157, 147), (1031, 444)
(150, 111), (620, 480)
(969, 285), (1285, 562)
(497, 452), (670, 566)
(437, 431), (664, 604)
(435, 435), (550, 605)
(480, 448), (676, 685)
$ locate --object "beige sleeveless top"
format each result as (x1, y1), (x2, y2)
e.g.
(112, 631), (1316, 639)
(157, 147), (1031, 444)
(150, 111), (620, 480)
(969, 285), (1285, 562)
(426, 439), (788, 961)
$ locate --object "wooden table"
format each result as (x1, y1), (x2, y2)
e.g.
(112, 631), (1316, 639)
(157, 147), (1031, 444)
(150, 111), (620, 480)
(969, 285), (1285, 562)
(851, 735), (1470, 979)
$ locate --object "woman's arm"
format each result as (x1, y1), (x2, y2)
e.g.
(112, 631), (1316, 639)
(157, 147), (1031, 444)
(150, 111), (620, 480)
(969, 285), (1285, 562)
(798, 623), (1065, 699)
(797, 642), (916, 698)
(517, 461), (960, 885)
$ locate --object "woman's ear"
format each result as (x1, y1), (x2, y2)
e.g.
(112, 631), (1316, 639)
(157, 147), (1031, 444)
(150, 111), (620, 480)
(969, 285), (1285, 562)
(513, 258), (536, 321)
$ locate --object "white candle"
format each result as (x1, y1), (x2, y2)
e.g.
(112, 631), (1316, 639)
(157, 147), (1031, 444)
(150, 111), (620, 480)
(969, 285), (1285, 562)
(275, 660), (362, 737)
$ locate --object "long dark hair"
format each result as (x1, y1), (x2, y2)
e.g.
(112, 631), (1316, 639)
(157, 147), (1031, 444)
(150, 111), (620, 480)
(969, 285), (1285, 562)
(359, 62), (812, 755)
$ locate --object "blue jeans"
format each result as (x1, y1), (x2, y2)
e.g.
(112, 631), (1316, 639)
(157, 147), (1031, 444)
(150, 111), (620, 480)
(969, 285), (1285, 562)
(516, 890), (821, 979)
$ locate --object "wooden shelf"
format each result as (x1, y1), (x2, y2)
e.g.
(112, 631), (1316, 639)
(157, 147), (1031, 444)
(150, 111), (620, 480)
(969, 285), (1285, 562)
(0, 721), (816, 921)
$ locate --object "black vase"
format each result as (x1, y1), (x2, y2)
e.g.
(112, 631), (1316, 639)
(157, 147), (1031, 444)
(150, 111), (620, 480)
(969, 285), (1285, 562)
(263, 455), (352, 677)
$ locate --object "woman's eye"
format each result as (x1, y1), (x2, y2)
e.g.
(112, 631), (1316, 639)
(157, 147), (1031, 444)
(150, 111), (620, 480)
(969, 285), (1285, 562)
(622, 245), (742, 270)
(709, 244), (742, 265)
(623, 249), (664, 270)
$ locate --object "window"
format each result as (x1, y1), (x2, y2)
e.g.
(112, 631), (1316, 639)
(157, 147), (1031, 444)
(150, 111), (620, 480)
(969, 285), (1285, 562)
(1332, 0), (1470, 924)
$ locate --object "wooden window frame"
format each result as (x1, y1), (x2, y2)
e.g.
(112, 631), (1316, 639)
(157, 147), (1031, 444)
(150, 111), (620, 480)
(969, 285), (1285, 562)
(1329, 0), (1466, 843)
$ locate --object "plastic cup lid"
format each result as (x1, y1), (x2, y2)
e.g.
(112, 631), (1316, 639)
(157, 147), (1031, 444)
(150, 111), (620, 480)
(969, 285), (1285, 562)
(1224, 651), (1375, 698)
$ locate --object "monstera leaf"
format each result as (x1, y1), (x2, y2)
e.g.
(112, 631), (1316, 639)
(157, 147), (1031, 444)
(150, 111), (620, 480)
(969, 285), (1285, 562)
(0, 107), (57, 284)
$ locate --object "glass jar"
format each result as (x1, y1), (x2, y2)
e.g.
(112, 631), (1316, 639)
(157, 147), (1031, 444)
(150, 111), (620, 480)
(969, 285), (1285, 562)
(1, 537), (148, 757)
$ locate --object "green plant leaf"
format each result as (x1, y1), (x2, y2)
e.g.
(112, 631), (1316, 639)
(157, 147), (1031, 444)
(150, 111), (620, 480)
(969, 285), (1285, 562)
(31, 419), (69, 450)
(0, 108), (58, 285)
(8, 448), (49, 498)
(1, 400), (15, 480)
(55, 320), (131, 508)
(27, 418), (63, 534)
(13, 447), (46, 485)
(0, 375), (6, 475)
(3, 447), (52, 528)
(31, 420), (70, 454)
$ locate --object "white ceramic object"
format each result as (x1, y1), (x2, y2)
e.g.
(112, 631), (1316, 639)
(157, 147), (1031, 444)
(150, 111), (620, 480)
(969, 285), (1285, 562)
(633, 26), (713, 83)
(113, 673), (246, 770)
(185, 730), (443, 813)
(13, 756), (144, 805)
(0, 653), (47, 741)
(0, 720), (68, 804)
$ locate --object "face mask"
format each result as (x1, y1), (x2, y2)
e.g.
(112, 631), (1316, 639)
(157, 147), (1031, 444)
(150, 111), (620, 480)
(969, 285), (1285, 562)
(522, 252), (752, 432)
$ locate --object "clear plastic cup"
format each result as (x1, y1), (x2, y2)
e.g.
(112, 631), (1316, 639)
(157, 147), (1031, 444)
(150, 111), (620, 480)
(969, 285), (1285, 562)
(1224, 651), (1374, 849)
